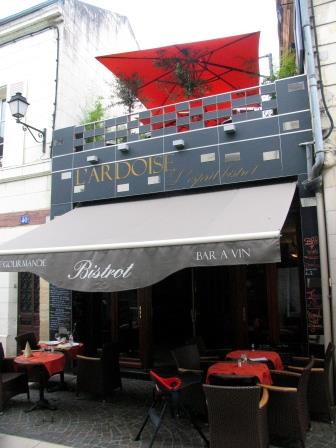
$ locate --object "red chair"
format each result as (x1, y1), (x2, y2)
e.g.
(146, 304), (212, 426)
(134, 370), (208, 447)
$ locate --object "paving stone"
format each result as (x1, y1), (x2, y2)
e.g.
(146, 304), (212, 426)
(0, 377), (334, 447)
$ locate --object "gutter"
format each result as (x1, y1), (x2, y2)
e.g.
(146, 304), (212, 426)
(0, 0), (61, 26)
(299, 0), (324, 190)
(298, 0), (333, 353)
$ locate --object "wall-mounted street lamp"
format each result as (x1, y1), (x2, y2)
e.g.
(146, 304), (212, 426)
(8, 92), (46, 153)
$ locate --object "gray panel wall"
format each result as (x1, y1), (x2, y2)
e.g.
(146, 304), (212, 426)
(51, 75), (312, 213)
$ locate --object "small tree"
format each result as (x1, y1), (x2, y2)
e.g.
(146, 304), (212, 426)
(272, 49), (297, 80)
(81, 96), (105, 125)
(79, 97), (105, 143)
(111, 73), (143, 114)
(154, 48), (208, 99)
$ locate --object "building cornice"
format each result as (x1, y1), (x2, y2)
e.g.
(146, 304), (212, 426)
(0, 2), (63, 46)
(0, 160), (51, 184)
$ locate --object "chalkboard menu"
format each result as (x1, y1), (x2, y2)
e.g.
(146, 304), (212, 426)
(49, 284), (72, 339)
(301, 208), (323, 335)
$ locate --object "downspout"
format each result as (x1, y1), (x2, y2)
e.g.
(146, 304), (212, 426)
(50, 25), (60, 157)
(298, 0), (333, 350)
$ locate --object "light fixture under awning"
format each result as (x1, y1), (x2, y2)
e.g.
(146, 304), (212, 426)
(0, 182), (297, 292)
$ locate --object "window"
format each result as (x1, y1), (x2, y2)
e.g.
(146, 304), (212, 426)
(17, 272), (40, 336)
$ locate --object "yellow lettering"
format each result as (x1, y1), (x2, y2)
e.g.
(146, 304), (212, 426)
(221, 166), (258, 178)
(131, 158), (147, 176)
(236, 168), (248, 177)
(88, 167), (100, 183)
(166, 168), (185, 186)
(149, 156), (164, 175)
(100, 164), (113, 182)
(188, 170), (219, 187)
(75, 168), (87, 186)
(163, 154), (175, 173)
(115, 161), (131, 180)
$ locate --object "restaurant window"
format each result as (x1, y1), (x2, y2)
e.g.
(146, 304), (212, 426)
(118, 289), (139, 358)
(17, 272), (40, 337)
(0, 88), (6, 167)
(278, 205), (304, 348)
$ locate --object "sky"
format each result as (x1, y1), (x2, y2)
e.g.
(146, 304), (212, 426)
(0, 0), (279, 77)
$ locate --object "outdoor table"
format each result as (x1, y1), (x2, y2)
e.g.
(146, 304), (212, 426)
(226, 350), (284, 370)
(206, 361), (272, 385)
(39, 341), (84, 390)
(14, 351), (65, 412)
(39, 341), (84, 360)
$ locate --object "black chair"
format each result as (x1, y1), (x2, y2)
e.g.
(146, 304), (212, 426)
(171, 344), (213, 380)
(262, 357), (314, 448)
(208, 374), (258, 387)
(76, 342), (122, 398)
(0, 342), (30, 411)
(15, 332), (39, 351)
(288, 342), (335, 422)
(135, 370), (208, 448)
(186, 336), (228, 360)
(203, 383), (269, 448)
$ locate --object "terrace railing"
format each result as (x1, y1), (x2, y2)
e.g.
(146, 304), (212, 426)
(72, 82), (278, 153)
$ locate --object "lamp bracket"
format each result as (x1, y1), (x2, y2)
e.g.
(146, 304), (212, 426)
(18, 120), (46, 153)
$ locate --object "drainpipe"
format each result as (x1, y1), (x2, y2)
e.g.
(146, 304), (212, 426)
(298, 0), (333, 351)
(50, 25), (60, 156)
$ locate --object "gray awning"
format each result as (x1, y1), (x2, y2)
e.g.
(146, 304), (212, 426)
(0, 182), (296, 292)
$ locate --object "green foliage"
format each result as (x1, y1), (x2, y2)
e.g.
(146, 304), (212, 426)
(174, 61), (207, 98)
(79, 97), (105, 143)
(81, 96), (105, 126)
(112, 73), (143, 114)
(272, 50), (297, 80)
(155, 49), (208, 99)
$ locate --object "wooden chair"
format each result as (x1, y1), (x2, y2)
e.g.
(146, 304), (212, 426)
(262, 358), (314, 448)
(288, 342), (335, 422)
(203, 383), (269, 448)
(76, 342), (122, 398)
(15, 332), (39, 351)
(0, 342), (30, 411)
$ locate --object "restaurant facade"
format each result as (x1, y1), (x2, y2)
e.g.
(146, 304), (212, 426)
(0, 74), (323, 371)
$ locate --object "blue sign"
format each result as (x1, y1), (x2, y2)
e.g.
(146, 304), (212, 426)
(20, 215), (30, 225)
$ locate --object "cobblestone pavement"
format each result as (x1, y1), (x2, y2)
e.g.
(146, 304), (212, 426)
(0, 375), (334, 448)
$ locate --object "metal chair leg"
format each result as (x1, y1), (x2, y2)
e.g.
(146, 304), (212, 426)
(134, 396), (168, 447)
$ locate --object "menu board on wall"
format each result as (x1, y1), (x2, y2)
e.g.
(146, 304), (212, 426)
(49, 284), (72, 338)
(303, 232), (323, 335)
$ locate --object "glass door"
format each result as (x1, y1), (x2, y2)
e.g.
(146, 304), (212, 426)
(118, 289), (140, 359)
(17, 273), (40, 343)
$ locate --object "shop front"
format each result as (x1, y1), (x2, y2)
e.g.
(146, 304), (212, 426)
(0, 75), (323, 370)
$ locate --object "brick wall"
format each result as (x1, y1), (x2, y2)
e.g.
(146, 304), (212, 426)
(0, 209), (49, 227)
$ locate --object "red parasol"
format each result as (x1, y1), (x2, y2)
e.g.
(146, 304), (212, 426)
(97, 32), (260, 109)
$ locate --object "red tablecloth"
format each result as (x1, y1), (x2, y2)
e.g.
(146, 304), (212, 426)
(15, 352), (65, 377)
(226, 350), (284, 370)
(206, 362), (272, 385)
(39, 342), (84, 360)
